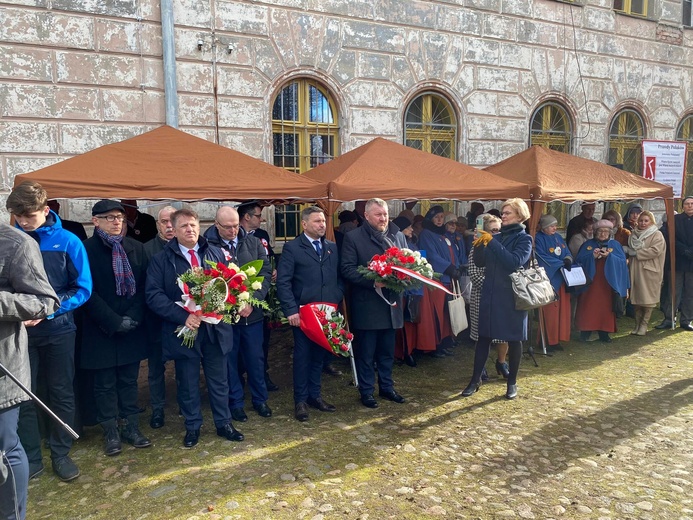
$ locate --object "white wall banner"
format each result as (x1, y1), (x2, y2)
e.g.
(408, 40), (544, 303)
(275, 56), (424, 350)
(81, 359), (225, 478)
(641, 140), (688, 198)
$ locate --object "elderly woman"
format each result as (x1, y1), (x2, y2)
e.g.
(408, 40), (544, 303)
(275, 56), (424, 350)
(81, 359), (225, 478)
(603, 209), (630, 248)
(535, 214), (572, 351)
(575, 220), (630, 342)
(468, 214), (510, 378)
(462, 198), (532, 400)
(569, 218), (593, 258)
(623, 210), (666, 335)
(418, 205), (459, 357)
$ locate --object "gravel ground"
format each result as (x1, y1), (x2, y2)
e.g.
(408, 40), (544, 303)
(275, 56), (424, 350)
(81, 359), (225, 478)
(27, 315), (693, 519)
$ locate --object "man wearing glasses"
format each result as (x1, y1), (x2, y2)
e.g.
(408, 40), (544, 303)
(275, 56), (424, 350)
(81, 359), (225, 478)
(143, 206), (177, 430)
(204, 206), (272, 421)
(238, 202), (279, 391)
(81, 200), (151, 456)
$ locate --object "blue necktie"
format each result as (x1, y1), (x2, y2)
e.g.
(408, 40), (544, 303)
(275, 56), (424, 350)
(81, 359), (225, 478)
(313, 240), (322, 258)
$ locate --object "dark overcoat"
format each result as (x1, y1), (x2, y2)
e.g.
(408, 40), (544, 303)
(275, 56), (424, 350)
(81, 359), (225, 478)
(145, 237), (234, 361)
(80, 234), (148, 370)
(340, 222), (407, 330)
(474, 223), (532, 342)
(276, 234), (344, 317)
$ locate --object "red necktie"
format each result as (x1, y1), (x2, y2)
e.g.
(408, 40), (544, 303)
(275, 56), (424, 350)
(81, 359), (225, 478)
(188, 249), (199, 267)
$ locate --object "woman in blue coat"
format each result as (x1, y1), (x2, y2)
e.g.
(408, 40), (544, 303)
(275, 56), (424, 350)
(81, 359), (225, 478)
(461, 198), (533, 400)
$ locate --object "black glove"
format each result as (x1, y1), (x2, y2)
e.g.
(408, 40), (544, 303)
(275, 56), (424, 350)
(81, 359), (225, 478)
(563, 257), (573, 271)
(443, 265), (458, 278)
(117, 316), (139, 333)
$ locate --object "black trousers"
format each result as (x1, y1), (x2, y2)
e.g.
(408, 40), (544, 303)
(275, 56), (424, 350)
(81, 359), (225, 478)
(353, 329), (395, 397)
(93, 361), (141, 424)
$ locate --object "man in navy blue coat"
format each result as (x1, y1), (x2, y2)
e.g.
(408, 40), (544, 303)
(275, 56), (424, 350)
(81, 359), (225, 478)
(276, 206), (344, 422)
(145, 208), (243, 448)
(340, 198), (408, 409)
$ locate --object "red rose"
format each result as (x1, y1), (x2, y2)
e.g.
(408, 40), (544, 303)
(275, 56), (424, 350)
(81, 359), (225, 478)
(329, 322), (338, 330)
(331, 337), (340, 344)
(340, 344), (349, 351)
(239, 284), (247, 292)
(406, 257), (415, 264)
(379, 254), (387, 262)
(204, 269), (212, 276)
(386, 247), (399, 255)
(216, 262), (226, 271)
(226, 294), (237, 304)
(229, 279), (239, 289)
(339, 329), (346, 335)
(210, 269), (220, 277)
(347, 333), (354, 340)
(319, 318), (328, 326)
(396, 271), (407, 280)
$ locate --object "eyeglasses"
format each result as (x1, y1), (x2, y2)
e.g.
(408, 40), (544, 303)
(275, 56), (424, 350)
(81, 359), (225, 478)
(96, 215), (125, 222)
(216, 220), (240, 231)
(251, 213), (263, 218)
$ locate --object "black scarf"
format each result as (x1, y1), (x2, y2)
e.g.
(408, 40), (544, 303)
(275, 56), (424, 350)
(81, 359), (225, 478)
(422, 218), (445, 236)
(364, 222), (394, 249)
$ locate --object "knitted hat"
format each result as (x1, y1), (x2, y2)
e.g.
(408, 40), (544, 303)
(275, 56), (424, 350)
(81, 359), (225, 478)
(424, 205), (445, 220)
(539, 214), (558, 230)
(595, 219), (614, 230)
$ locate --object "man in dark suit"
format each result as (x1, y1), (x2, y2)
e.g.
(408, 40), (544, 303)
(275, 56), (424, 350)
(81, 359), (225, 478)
(277, 206), (344, 421)
(341, 198), (408, 409)
(142, 205), (177, 429)
(204, 206), (272, 421)
(237, 201), (279, 391)
(146, 208), (243, 448)
(81, 200), (151, 456)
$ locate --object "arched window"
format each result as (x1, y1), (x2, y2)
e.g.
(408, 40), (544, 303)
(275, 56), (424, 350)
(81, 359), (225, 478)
(529, 102), (572, 153)
(677, 114), (693, 197)
(530, 102), (573, 227)
(404, 92), (457, 213)
(271, 79), (339, 239)
(608, 109), (645, 174)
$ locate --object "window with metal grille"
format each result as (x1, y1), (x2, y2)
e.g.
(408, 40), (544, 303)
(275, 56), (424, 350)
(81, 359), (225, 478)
(404, 92), (458, 214)
(684, 0), (693, 26)
(530, 102), (574, 228)
(614, 0), (648, 16)
(608, 109), (645, 175)
(676, 114), (693, 197)
(271, 79), (339, 240)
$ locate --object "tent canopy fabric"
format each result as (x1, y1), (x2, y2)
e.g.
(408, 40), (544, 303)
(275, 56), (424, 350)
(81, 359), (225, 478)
(13, 125), (326, 203)
(303, 137), (530, 202)
(484, 145), (674, 202)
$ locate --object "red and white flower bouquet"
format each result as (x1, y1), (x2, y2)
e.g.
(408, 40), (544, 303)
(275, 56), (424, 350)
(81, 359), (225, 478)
(357, 247), (436, 293)
(176, 259), (267, 348)
(298, 302), (352, 357)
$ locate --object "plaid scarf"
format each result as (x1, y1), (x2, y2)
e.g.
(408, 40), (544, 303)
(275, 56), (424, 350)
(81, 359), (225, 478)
(96, 228), (136, 297)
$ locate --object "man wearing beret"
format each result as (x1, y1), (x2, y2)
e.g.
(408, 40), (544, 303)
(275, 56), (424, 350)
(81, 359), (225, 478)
(81, 200), (151, 456)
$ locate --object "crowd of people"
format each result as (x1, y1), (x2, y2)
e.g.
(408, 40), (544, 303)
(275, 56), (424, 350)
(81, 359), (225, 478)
(2, 180), (689, 520)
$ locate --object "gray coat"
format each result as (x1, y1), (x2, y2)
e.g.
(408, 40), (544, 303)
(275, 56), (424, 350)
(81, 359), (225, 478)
(0, 224), (60, 410)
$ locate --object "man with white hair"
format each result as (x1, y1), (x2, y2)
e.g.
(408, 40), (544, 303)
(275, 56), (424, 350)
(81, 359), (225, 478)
(143, 205), (177, 429)
(340, 198), (408, 409)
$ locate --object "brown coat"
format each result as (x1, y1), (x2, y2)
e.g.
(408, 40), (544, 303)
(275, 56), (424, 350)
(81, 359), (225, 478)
(629, 230), (666, 306)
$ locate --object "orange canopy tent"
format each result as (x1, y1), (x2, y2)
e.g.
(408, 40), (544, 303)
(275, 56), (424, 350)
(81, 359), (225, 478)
(13, 125), (327, 203)
(485, 144), (677, 330)
(303, 137), (531, 239)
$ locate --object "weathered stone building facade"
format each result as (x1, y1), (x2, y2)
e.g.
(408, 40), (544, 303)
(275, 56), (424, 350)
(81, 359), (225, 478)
(1, 0), (692, 228)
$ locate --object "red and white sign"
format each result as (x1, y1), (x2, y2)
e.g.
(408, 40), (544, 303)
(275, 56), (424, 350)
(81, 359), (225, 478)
(641, 140), (687, 197)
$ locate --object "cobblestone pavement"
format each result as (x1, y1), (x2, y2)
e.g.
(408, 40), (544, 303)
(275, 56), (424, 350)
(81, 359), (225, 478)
(27, 322), (693, 519)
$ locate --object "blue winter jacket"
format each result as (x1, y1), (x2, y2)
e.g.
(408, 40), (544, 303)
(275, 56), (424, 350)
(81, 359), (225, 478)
(18, 211), (92, 336)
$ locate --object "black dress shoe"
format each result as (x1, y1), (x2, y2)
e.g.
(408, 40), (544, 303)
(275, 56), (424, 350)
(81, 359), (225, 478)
(378, 390), (405, 403)
(461, 380), (480, 397)
(506, 384), (518, 400)
(149, 409), (165, 429)
(216, 423), (244, 442)
(598, 331), (612, 343)
(230, 407), (248, 422)
(295, 402), (309, 422)
(655, 320), (673, 329)
(183, 429), (199, 448)
(264, 373), (279, 391)
(404, 354), (417, 367)
(431, 351), (446, 358)
(360, 394), (379, 408)
(681, 322), (693, 331)
(253, 402), (272, 417)
(307, 396), (336, 412)
(322, 364), (343, 376)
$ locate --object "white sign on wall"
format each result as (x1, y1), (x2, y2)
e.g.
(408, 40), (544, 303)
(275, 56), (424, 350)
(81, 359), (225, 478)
(641, 140), (688, 198)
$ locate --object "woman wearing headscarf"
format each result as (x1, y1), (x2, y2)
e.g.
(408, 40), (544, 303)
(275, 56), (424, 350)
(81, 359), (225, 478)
(575, 220), (630, 343)
(534, 214), (572, 350)
(603, 209), (630, 247)
(418, 206), (460, 357)
(622, 210), (665, 335)
(622, 203), (643, 232)
(443, 213), (468, 268)
(468, 214), (509, 379)
(462, 198), (533, 400)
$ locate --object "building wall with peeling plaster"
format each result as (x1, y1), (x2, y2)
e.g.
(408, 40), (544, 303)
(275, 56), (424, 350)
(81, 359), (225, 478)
(0, 0), (692, 225)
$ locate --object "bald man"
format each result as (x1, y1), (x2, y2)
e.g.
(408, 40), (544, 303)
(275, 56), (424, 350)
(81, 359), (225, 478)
(204, 206), (273, 421)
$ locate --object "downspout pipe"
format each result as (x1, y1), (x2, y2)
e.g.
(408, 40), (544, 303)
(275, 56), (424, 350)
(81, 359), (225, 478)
(160, 0), (179, 128)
